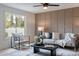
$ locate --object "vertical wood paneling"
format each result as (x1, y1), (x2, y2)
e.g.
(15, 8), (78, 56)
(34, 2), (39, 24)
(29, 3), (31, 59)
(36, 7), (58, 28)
(51, 11), (58, 32)
(73, 17), (79, 33)
(73, 7), (79, 33)
(40, 13), (46, 26)
(64, 9), (73, 33)
(36, 14), (41, 26)
(73, 7), (79, 17)
(35, 7), (79, 34)
(35, 14), (37, 33)
(35, 14), (40, 33)
(35, 13), (46, 32)
(45, 12), (51, 32)
(57, 10), (65, 33)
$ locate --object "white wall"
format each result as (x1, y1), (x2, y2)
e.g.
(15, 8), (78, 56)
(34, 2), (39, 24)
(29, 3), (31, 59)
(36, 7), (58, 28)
(0, 4), (35, 50)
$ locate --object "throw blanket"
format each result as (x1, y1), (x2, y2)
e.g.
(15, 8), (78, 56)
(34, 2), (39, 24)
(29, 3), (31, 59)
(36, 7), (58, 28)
(55, 33), (76, 47)
(54, 40), (67, 47)
(43, 39), (67, 47)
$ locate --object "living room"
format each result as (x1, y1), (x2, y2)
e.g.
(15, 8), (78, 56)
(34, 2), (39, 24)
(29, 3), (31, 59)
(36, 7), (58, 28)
(1, 2), (79, 56)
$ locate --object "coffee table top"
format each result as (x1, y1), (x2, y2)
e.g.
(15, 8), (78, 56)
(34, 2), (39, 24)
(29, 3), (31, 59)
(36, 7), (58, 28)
(31, 44), (58, 50)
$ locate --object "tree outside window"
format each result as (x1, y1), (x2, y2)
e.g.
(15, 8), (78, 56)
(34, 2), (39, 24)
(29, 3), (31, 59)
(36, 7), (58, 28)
(5, 12), (25, 38)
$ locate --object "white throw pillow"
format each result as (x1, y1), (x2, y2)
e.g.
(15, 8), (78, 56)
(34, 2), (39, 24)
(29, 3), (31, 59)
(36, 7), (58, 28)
(44, 32), (49, 39)
(52, 32), (60, 40)
(43, 32), (52, 39)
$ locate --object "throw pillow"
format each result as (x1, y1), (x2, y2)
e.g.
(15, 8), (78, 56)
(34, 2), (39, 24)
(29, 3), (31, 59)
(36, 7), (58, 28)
(44, 32), (52, 39)
(64, 33), (75, 42)
(52, 32), (60, 40)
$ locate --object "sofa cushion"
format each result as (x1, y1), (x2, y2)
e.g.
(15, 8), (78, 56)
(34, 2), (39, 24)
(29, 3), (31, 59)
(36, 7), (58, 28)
(43, 39), (55, 44)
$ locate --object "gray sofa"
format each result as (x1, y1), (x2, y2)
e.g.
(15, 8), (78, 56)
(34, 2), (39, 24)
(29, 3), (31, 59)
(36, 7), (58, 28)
(43, 33), (76, 48)
(41, 32), (79, 56)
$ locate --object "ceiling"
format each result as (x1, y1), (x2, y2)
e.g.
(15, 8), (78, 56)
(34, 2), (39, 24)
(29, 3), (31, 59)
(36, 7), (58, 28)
(1, 3), (79, 14)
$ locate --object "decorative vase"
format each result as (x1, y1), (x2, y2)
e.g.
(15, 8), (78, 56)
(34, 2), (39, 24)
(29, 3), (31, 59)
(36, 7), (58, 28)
(34, 36), (42, 45)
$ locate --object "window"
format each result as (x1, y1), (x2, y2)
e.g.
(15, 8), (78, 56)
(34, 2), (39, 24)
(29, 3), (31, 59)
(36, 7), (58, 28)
(5, 12), (25, 38)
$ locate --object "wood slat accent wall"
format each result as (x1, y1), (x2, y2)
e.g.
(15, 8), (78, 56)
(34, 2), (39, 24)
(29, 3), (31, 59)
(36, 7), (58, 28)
(35, 7), (79, 34)
(51, 11), (58, 32)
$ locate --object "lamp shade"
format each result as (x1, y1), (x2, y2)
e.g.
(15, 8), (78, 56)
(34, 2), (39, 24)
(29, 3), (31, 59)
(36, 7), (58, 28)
(43, 7), (48, 9)
(38, 26), (44, 31)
